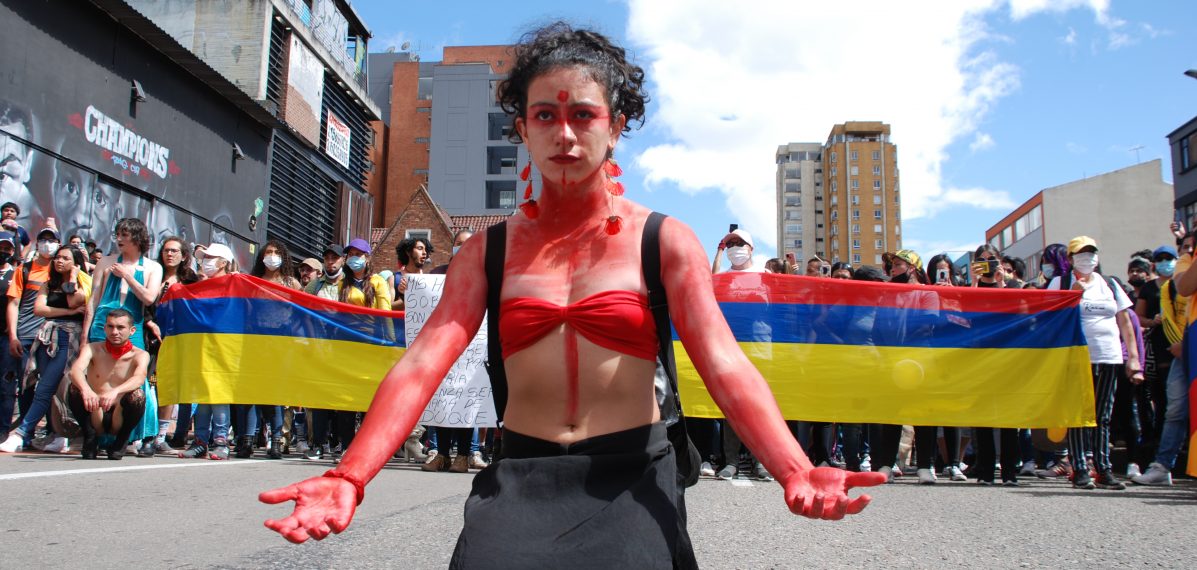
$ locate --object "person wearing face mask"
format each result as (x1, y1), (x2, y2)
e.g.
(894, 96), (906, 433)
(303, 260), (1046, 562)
(1047, 236), (1142, 490)
(711, 228), (758, 274)
(390, 236), (434, 312)
(5, 227), (64, 451)
(179, 242), (239, 460)
(431, 230), (472, 276)
(304, 244), (345, 301)
(1126, 246), (1175, 474)
(143, 236), (199, 454)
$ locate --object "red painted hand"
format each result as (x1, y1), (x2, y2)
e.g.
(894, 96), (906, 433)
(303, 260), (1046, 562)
(782, 467), (886, 520)
(260, 477), (357, 543)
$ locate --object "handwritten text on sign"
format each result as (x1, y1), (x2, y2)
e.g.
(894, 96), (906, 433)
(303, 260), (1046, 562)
(405, 274), (497, 427)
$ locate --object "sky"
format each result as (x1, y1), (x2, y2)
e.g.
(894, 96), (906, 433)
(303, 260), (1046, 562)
(354, 0), (1196, 267)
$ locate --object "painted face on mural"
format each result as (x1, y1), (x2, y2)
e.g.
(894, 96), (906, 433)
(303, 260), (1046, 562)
(0, 114), (40, 227)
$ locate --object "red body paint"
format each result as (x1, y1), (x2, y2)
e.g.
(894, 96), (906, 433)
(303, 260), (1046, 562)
(557, 89), (569, 102)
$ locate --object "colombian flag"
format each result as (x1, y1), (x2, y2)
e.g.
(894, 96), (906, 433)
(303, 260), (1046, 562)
(155, 274), (405, 411)
(676, 273), (1096, 428)
(1186, 322), (1197, 477)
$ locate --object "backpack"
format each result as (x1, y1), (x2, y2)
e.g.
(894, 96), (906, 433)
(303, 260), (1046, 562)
(484, 212), (702, 487)
(1059, 270), (1120, 301)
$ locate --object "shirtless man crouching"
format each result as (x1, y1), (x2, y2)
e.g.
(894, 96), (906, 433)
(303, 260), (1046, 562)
(67, 308), (150, 459)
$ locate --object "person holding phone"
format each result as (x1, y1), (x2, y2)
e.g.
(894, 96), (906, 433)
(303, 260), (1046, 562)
(970, 245), (1007, 288)
(968, 245), (1020, 484)
(922, 254), (967, 482)
(711, 228), (759, 274)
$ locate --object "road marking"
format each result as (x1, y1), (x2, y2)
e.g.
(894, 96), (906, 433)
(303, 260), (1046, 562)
(729, 479), (754, 487)
(0, 459), (268, 481)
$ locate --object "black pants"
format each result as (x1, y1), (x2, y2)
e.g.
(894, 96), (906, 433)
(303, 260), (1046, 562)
(869, 424), (902, 471)
(67, 384), (145, 455)
(684, 417), (717, 463)
(435, 426), (471, 457)
(915, 426), (961, 470)
(973, 427), (1019, 482)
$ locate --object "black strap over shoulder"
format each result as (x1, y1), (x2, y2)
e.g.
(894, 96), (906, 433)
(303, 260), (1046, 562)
(484, 221), (508, 423)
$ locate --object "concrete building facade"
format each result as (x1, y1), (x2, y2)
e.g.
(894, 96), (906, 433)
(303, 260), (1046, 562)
(985, 160), (1175, 281)
(774, 143), (823, 264)
(776, 121), (902, 267)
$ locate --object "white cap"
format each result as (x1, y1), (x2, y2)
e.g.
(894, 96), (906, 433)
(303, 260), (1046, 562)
(203, 243), (235, 262)
(726, 228), (754, 249)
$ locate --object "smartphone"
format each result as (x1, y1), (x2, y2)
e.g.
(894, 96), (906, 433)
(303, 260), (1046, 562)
(972, 260), (998, 274)
(936, 268), (950, 284)
(820, 263), (831, 276)
(729, 224), (738, 233)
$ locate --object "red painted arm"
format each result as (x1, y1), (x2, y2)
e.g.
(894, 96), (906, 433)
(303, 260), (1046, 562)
(260, 233), (490, 542)
(659, 218), (885, 519)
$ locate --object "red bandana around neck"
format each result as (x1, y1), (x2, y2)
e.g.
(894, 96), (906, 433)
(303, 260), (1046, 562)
(104, 340), (133, 359)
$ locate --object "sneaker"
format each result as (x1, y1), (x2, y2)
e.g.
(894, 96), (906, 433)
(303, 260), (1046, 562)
(29, 432), (56, 451)
(947, 465), (967, 481)
(1036, 460), (1073, 479)
(106, 441), (127, 460)
(1072, 469), (1095, 490)
(917, 468), (936, 485)
(1002, 479), (1020, 487)
(422, 453), (450, 472)
(1094, 470), (1126, 490)
(179, 442), (208, 458)
(295, 439), (310, 454)
(153, 440), (176, 455)
(208, 438), (230, 460)
(755, 462), (774, 482)
(877, 465), (894, 484)
(1125, 463), (1142, 479)
(859, 457), (871, 472)
(716, 464), (737, 480)
(1019, 460), (1037, 477)
(468, 451), (489, 470)
(41, 436), (70, 454)
(976, 479), (994, 486)
(700, 461), (715, 477)
(303, 444), (324, 460)
(0, 432), (24, 453)
(1131, 462), (1173, 486)
(138, 439), (156, 457)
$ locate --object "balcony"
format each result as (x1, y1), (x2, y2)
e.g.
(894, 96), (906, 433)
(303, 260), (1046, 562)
(281, 0), (368, 90)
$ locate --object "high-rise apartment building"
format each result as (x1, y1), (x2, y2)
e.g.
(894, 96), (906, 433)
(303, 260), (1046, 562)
(775, 143), (823, 263)
(777, 122), (901, 267)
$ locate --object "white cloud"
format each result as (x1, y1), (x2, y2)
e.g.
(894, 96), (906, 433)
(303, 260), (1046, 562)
(970, 132), (996, 152)
(1061, 27), (1077, 45)
(626, 0), (1023, 249)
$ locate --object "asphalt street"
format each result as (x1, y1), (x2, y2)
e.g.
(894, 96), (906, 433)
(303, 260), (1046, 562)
(0, 451), (1193, 569)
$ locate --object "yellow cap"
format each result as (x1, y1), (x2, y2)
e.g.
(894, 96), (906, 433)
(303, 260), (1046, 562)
(1067, 236), (1098, 255)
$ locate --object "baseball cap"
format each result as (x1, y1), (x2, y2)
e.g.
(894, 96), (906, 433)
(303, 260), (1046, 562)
(1067, 236), (1098, 255)
(344, 238), (372, 255)
(1152, 245), (1178, 261)
(884, 249), (922, 270)
(203, 243), (235, 262)
(36, 227), (61, 242)
(322, 243), (344, 256)
(299, 258), (322, 271)
(0, 231), (14, 246)
(724, 228), (754, 249)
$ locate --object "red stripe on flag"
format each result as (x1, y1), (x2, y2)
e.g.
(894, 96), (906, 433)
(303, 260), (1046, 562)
(159, 274), (404, 318)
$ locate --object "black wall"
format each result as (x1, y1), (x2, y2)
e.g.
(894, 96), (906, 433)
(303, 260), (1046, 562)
(0, 0), (271, 263)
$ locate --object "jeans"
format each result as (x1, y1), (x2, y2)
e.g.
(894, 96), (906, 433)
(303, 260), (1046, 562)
(12, 332), (72, 442)
(193, 404), (230, 444)
(233, 404), (258, 438)
(1154, 359), (1192, 469)
(13, 338), (34, 426)
(261, 406), (284, 438)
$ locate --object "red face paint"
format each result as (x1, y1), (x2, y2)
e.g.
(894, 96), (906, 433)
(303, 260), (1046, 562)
(557, 90), (569, 102)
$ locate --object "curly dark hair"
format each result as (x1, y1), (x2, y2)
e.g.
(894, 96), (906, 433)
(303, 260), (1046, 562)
(395, 236), (433, 267)
(250, 239), (296, 281)
(156, 236), (198, 285)
(114, 218), (151, 255)
(46, 245), (85, 292)
(498, 21), (648, 144)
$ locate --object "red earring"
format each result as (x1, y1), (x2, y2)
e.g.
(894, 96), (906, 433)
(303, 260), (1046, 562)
(519, 161), (538, 219)
(604, 158), (623, 235)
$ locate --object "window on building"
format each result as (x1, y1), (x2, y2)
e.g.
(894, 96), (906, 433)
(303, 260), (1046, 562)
(485, 180), (517, 209)
(873, 180), (881, 190)
(414, 137), (430, 144)
(851, 223), (860, 234)
(852, 209), (860, 220)
(830, 152), (837, 163)
(786, 224), (801, 234)
(850, 166), (859, 176)
(873, 165), (881, 175)
(486, 146), (518, 175)
(873, 195), (881, 205)
(793, 239), (803, 248)
(831, 211), (838, 220)
(874, 254), (883, 264)
(405, 228), (431, 242)
(851, 179), (859, 189)
(831, 180), (837, 191)
(785, 210), (802, 220)
(895, 226), (900, 236)
(832, 240), (839, 251)
(785, 196), (800, 207)
(1002, 226), (1014, 247)
(1183, 135), (1193, 170)
(872, 150), (880, 161)
(831, 166), (837, 177)
(852, 239), (861, 249)
(488, 112), (512, 140)
(989, 234), (1002, 249)
(851, 195), (859, 205)
(850, 150), (858, 161)
(875, 238), (883, 249)
(873, 209), (882, 220)
(785, 181), (800, 193)
(1029, 204), (1042, 231)
(852, 254), (861, 264)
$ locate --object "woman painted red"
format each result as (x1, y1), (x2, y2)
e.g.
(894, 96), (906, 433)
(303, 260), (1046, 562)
(261, 23), (884, 566)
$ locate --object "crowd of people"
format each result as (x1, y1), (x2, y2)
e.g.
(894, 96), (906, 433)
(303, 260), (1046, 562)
(0, 208), (492, 472)
(0, 202), (1190, 494)
(707, 225), (1192, 490)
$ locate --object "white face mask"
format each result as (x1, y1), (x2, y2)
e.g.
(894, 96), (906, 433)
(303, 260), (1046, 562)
(200, 258), (221, 277)
(452, 245), (461, 257)
(1073, 252), (1098, 275)
(37, 240), (59, 258)
(726, 246), (752, 266)
(263, 254), (282, 270)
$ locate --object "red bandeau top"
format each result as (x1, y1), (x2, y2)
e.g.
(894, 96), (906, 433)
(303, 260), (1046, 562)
(498, 290), (659, 361)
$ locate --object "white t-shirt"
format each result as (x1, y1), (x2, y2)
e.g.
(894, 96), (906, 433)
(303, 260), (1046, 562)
(1048, 272), (1132, 364)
